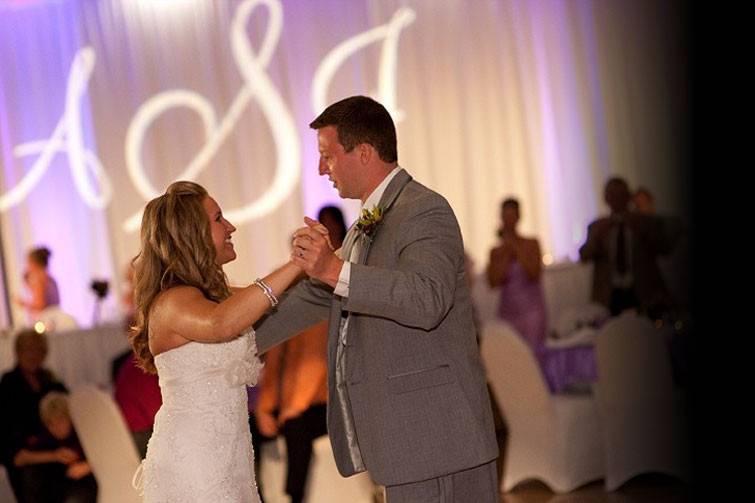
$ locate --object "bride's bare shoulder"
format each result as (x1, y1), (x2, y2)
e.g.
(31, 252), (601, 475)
(148, 286), (206, 353)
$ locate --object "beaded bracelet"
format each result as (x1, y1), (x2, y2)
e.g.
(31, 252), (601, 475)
(253, 278), (278, 308)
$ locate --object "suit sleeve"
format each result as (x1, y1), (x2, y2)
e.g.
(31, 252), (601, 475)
(343, 196), (462, 331)
(579, 221), (604, 261)
(254, 277), (332, 354)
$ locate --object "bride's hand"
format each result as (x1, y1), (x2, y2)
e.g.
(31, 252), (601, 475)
(304, 216), (334, 251)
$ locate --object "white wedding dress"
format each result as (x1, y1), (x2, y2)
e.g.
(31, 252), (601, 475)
(134, 328), (263, 502)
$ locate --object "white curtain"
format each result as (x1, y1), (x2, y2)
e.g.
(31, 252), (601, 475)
(0, 0), (688, 327)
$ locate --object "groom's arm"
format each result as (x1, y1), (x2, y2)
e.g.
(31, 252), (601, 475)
(343, 194), (462, 331)
(254, 277), (332, 354)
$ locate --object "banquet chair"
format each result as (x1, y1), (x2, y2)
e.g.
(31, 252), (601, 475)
(69, 385), (142, 503)
(594, 313), (690, 490)
(304, 435), (375, 503)
(260, 435), (376, 503)
(259, 437), (288, 503)
(481, 321), (604, 493)
(0, 465), (18, 503)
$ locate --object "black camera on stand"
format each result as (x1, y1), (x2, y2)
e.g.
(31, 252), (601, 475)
(91, 280), (109, 299)
(90, 279), (110, 325)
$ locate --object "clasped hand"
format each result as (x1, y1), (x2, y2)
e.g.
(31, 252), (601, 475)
(291, 217), (342, 287)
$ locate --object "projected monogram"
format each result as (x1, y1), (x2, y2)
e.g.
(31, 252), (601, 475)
(0, 0), (416, 232)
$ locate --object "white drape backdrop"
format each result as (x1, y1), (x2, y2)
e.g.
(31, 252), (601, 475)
(0, 0), (688, 327)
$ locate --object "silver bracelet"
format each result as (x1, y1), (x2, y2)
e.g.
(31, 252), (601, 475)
(253, 278), (278, 308)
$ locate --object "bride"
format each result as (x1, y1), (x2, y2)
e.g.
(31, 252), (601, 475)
(129, 181), (303, 502)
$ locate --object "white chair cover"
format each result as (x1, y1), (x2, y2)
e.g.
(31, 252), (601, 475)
(481, 321), (604, 493)
(0, 465), (18, 503)
(259, 434), (376, 503)
(68, 385), (142, 503)
(594, 313), (690, 490)
(259, 437), (288, 503)
(304, 435), (375, 503)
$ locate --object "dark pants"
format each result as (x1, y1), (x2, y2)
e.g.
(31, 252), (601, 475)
(609, 287), (639, 316)
(249, 415), (274, 502)
(249, 404), (328, 503)
(132, 428), (153, 460)
(281, 404), (328, 503)
(385, 460), (499, 503)
(10, 463), (97, 503)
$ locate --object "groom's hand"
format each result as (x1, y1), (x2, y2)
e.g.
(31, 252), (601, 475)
(292, 217), (343, 288)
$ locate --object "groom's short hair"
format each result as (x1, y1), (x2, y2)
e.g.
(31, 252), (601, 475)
(309, 95), (398, 163)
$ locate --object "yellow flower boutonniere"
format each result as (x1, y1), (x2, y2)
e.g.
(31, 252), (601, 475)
(355, 205), (384, 241)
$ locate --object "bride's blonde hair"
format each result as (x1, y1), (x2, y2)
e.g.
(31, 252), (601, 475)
(130, 181), (231, 373)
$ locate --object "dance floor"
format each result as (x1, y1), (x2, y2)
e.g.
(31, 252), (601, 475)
(499, 475), (690, 502)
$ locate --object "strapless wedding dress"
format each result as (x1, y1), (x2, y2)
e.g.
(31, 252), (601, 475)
(134, 328), (263, 502)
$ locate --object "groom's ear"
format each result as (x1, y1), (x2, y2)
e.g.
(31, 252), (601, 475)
(357, 143), (373, 165)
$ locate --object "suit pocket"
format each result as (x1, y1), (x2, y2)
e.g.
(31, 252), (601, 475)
(387, 364), (454, 394)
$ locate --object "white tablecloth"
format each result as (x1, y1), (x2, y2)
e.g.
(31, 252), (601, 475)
(0, 321), (130, 390)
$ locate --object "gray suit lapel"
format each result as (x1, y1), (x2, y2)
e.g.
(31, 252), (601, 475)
(378, 168), (412, 214)
(357, 169), (412, 264)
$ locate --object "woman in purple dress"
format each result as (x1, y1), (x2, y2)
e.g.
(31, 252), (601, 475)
(487, 198), (546, 346)
(486, 198), (595, 393)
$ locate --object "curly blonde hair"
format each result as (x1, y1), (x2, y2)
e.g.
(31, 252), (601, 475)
(130, 181), (231, 373)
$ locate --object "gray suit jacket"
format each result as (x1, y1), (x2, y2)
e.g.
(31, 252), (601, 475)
(255, 169), (498, 486)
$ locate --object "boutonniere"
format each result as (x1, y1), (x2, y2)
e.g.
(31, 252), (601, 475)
(355, 205), (384, 241)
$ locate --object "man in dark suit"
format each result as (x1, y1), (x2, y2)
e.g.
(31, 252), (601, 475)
(255, 96), (499, 502)
(579, 177), (678, 317)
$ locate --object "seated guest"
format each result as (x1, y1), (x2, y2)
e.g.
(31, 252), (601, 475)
(113, 353), (162, 459)
(487, 197), (596, 393)
(11, 392), (97, 503)
(14, 246), (61, 326)
(0, 330), (67, 501)
(579, 177), (677, 317)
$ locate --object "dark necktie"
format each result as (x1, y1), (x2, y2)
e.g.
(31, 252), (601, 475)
(616, 221), (627, 274)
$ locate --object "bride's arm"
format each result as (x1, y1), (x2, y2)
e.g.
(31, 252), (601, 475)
(153, 261), (302, 344)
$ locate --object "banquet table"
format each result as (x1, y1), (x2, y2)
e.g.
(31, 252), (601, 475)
(0, 321), (130, 390)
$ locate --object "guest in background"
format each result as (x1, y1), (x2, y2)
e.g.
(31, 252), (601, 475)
(111, 263), (139, 383)
(10, 392), (97, 503)
(254, 322), (329, 503)
(486, 198), (597, 394)
(629, 185), (690, 384)
(316, 205), (348, 249)
(579, 177), (677, 317)
(486, 197), (546, 348)
(112, 261), (162, 459)
(252, 205), (344, 503)
(120, 262), (137, 328)
(14, 246), (60, 323)
(113, 353), (162, 459)
(0, 330), (68, 502)
(632, 186), (656, 215)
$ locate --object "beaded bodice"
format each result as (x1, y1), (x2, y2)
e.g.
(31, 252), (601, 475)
(136, 328), (262, 502)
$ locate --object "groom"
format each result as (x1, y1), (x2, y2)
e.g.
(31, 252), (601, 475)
(255, 95), (499, 502)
